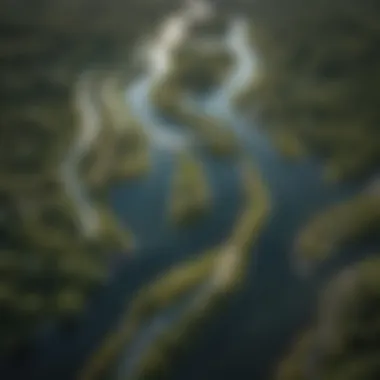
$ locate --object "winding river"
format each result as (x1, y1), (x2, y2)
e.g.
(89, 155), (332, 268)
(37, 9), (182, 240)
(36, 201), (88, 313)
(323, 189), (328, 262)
(1, 4), (372, 380)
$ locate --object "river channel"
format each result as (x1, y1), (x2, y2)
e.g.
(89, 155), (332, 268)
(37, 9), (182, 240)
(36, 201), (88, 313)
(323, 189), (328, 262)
(1, 7), (370, 380)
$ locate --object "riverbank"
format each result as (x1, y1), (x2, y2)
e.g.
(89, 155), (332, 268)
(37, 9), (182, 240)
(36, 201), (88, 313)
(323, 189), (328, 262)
(232, 15), (380, 182)
(148, 36), (239, 157)
(169, 150), (211, 226)
(77, 157), (270, 380)
(122, 160), (271, 380)
(150, 78), (239, 156)
(277, 254), (380, 380)
(80, 76), (151, 192)
(4, 7), (379, 380)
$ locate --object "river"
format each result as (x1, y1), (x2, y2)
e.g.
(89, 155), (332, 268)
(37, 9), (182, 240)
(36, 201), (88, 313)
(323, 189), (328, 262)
(1, 6), (373, 380)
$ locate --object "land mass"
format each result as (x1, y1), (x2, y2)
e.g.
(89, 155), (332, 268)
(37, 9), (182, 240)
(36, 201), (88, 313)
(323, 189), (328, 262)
(169, 150), (211, 226)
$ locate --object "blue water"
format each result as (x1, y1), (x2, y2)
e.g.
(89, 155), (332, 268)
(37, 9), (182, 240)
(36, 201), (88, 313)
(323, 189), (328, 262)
(1, 18), (377, 380)
(102, 19), (370, 380)
(105, 49), (365, 379)
(118, 78), (364, 380)
(112, 280), (212, 380)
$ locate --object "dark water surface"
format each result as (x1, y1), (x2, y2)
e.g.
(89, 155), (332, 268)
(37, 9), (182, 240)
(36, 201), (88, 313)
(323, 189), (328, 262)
(0, 18), (372, 380)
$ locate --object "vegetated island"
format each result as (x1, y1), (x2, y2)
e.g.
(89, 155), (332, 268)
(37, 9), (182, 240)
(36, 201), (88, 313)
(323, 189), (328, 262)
(94, 202), (135, 252)
(78, 159), (271, 380)
(169, 150), (211, 226)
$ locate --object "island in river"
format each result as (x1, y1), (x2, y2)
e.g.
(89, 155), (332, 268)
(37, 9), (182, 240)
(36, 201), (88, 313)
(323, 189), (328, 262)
(0, 2), (379, 380)
(169, 150), (211, 226)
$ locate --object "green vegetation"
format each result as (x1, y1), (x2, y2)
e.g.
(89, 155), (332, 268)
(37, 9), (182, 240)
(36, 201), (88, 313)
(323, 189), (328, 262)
(98, 76), (151, 183)
(109, 123), (150, 182)
(294, 190), (380, 273)
(232, 78), (258, 112)
(169, 41), (234, 94)
(80, 117), (150, 190)
(0, 0), (181, 352)
(0, 102), (76, 190)
(79, 160), (271, 380)
(150, 40), (234, 109)
(80, 78), (150, 191)
(151, 78), (239, 156)
(0, 243), (108, 352)
(55, 254), (107, 290)
(229, 159), (271, 257)
(235, 3), (380, 180)
(126, 161), (271, 380)
(20, 188), (85, 250)
(78, 249), (220, 380)
(184, 113), (240, 157)
(215, 3), (380, 379)
(149, 77), (184, 122)
(95, 203), (135, 252)
(169, 151), (211, 226)
(318, 257), (380, 380)
(132, 252), (219, 314)
(3, 0), (379, 376)
(149, 38), (239, 157)
(276, 330), (315, 380)
(276, 256), (380, 380)
(0, 182), (109, 345)
(187, 13), (230, 38)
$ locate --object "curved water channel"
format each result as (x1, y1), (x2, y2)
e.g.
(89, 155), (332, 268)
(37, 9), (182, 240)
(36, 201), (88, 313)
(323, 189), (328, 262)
(2, 5), (372, 380)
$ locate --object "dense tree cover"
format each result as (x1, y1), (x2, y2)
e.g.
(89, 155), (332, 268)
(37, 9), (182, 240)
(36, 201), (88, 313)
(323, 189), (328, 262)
(0, 0), (180, 353)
